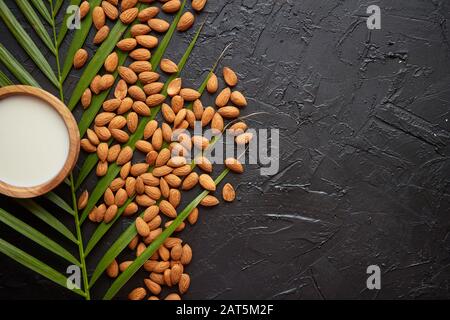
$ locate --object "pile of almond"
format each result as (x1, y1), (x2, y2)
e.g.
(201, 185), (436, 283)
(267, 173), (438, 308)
(75, 0), (253, 300)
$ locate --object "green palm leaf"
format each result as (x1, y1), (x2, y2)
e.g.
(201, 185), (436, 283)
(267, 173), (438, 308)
(0, 43), (40, 87)
(79, 23), (203, 223)
(30, 0), (52, 25)
(16, 199), (78, 244)
(0, 70), (12, 86)
(44, 192), (75, 216)
(0, 0), (59, 87)
(0, 208), (80, 266)
(60, 0), (101, 80)
(102, 169), (230, 299)
(15, 0), (56, 54)
(56, 0), (81, 48)
(0, 238), (85, 297)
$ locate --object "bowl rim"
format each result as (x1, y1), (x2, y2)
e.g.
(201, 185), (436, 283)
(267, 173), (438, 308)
(0, 85), (80, 198)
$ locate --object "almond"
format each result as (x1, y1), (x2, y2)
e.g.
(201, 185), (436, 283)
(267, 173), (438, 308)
(96, 161), (108, 176)
(131, 24), (151, 37)
(97, 142), (109, 161)
(136, 194), (156, 207)
(225, 157), (244, 173)
(159, 200), (177, 218)
(172, 164), (191, 176)
(167, 156), (186, 168)
(136, 140), (153, 153)
(201, 106), (215, 127)
(167, 78), (182, 97)
(187, 207), (199, 225)
(95, 126), (112, 141)
(215, 87), (231, 107)
(114, 79), (128, 99)
(192, 135), (209, 150)
(199, 174), (216, 191)
(146, 94), (165, 107)
(139, 71), (160, 83)
(158, 245), (170, 261)
(179, 88), (200, 101)
(164, 174), (181, 188)
(196, 156), (212, 173)
(109, 115), (127, 129)
(165, 293), (181, 300)
(104, 52), (119, 72)
(121, 0), (137, 11)
(77, 190), (89, 209)
(107, 0), (118, 5)
(117, 97), (133, 114)
(106, 144), (120, 162)
(111, 128), (129, 143)
(100, 74), (115, 90)
(118, 66), (138, 84)
(160, 58), (178, 74)
(124, 202), (138, 216)
(223, 66), (238, 86)
(130, 48), (151, 61)
(93, 6), (106, 29)
(131, 163), (149, 176)
(171, 95), (184, 113)
(230, 90), (247, 107)
(86, 128), (100, 145)
(229, 121), (248, 136)
(162, 0), (181, 13)
(146, 150), (158, 166)
(126, 176), (136, 197)
(180, 244), (192, 265)
(81, 139), (96, 153)
(117, 146), (133, 165)
(171, 244), (183, 261)
(120, 260), (133, 272)
(116, 38), (137, 51)
(145, 186), (161, 200)
(161, 123), (172, 142)
(120, 161), (131, 180)
(144, 120), (158, 139)
(129, 61), (152, 73)
(181, 172), (198, 190)
(104, 187), (115, 206)
(90, 75), (102, 94)
(177, 12), (194, 32)
(211, 112), (224, 134)
(179, 273), (190, 294)
(132, 101), (151, 116)
(218, 106), (240, 119)
(127, 112), (138, 133)
(144, 279), (161, 295)
(193, 99), (204, 119)
(95, 112), (115, 126)
(104, 205), (118, 223)
(222, 183), (235, 202)
(80, 1), (90, 19)
(101, 1), (118, 20)
(128, 85), (146, 101)
(143, 205), (159, 222)
(94, 204), (107, 222)
(192, 0), (207, 12)
(136, 35), (159, 48)
(81, 88), (92, 109)
(115, 188), (128, 207)
(128, 287), (146, 300)
(169, 189), (181, 208)
(173, 109), (186, 127)
(144, 82), (164, 95)
(148, 18), (170, 33)
(73, 49), (88, 69)
(151, 128), (163, 151)
(155, 148), (171, 167)
(106, 259), (119, 278)
(120, 7), (138, 24)
(200, 195), (219, 207)
(110, 177), (125, 191)
(235, 132), (253, 145)
(93, 25), (110, 44)
(138, 6), (159, 21)
(206, 72), (218, 93)
(102, 98), (121, 112)
(136, 217), (150, 237)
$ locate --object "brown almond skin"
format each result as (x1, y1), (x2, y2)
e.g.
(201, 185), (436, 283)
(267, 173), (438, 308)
(187, 207), (199, 225)
(80, 1), (90, 19)
(160, 58), (178, 74)
(118, 66), (138, 84)
(167, 78), (182, 96)
(165, 293), (181, 300)
(215, 87), (231, 107)
(81, 88), (92, 109)
(73, 49), (88, 69)
(117, 38), (137, 51)
(102, 1), (119, 20)
(192, 0), (207, 12)
(81, 139), (96, 153)
(106, 259), (119, 278)
(136, 35), (159, 49)
(206, 73), (218, 94)
(223, 66), (238, 86)
(200, 195), (220, 207)
(230, 90), (248, 107)
(120, 7), (138, 24)
(148, 18), (170, 33)
(222, 183), (236, 202)
(104, 52), (119, 72)
(180, 244), (192, 265)
(77, 190), (89, 209)
(131, 24), (151, 37)
(104, 205), (118, 223)
(199, 174), (216, 191)
(128, 287), (146, 300)
(224, 157), (244, 173)
(177, 11), (195, 32)
(138, 7), (159, 22)
(93, 25), (110, 44)
(93, 6), (106, 29)
(179, 273), (190, 294)
(136, 217), (150, 237)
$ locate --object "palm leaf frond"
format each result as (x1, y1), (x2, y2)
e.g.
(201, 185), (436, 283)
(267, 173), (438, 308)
(0, 0), (59, 87)
(0, 208), (80, 266)
(30, 0), (52, 25)
(16, 199), (78, 244)
(102, 169), (230, 299)
(0, 43), (41, 87)
(53, 0), (66, 17)
(15, 0), (56, 54)
(0, 70), (13, 86)
(44, 192), (75, 216)
(0, 238), (85, 297)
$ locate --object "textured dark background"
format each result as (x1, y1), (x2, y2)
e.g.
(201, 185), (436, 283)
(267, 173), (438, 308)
(1, 0), (450, 299)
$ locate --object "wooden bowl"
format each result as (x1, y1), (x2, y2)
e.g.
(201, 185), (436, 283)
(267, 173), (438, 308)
(0, 85), (80, 198)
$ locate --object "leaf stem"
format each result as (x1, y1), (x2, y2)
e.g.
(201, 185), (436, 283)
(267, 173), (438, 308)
(49, 0), (90, 299)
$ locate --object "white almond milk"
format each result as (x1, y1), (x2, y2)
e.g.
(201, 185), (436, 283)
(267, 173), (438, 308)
(0, 95), (69, 187)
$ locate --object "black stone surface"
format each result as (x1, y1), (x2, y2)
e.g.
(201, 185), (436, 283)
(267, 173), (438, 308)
(0, 0), (449, 299)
